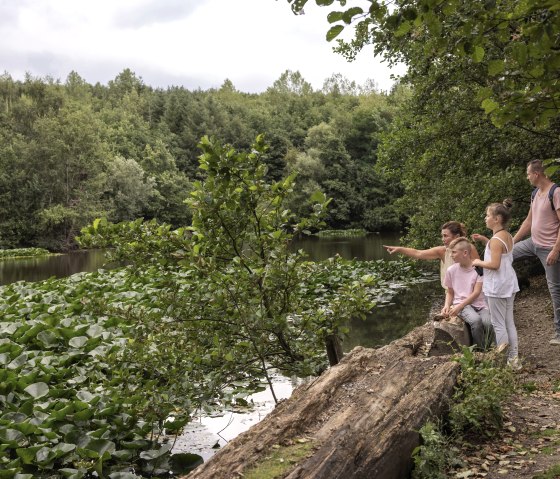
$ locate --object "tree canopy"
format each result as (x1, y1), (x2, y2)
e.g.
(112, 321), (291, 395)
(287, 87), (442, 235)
(288, 0), (560, 129)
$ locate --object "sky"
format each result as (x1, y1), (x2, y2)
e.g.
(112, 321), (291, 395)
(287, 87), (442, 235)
(0, 0), (406, 93)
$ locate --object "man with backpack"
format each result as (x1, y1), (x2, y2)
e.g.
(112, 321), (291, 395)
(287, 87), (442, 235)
(513, 159), (560, 345)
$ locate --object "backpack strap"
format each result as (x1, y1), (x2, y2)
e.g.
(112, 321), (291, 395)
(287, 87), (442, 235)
(550, 183), (558, 211)
(531, 184), (558, 211)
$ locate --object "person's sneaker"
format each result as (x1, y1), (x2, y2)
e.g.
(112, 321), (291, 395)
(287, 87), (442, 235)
(549, 336), (560, 345)
(507, 356), (522, 371)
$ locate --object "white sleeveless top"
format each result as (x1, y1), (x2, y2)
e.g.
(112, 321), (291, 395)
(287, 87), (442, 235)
(482, 234), (520, 298)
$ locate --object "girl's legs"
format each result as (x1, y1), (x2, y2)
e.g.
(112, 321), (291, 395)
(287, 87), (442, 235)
(487, 296), (518, 359)
(504, 294), (518, 358)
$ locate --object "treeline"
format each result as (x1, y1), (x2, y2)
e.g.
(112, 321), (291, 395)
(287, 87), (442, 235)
(0, 69), (404, 250)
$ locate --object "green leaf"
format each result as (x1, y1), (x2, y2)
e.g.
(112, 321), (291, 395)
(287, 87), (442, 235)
(24, 382), (49, 399)
(472, 46), (485, 63)
(327, 11), (343, 23)
(69, 336), (89, 348)
(476, 87), (493, 102)
(0, 428), (27, 446)
(487, 59), (505, 76)
(481, 98), (499, 114)
(139, 443), (172, 460)
(395, 21), (412, 37)
(342, 6), (363, 24)
(326, 25), (344, 41)
(86, 439), (116, 456)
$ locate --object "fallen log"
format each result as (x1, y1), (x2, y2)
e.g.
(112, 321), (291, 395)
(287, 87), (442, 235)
(186, 323), (461, 479)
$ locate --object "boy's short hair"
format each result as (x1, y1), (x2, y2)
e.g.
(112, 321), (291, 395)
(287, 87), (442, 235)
(449, 237), (471, 250)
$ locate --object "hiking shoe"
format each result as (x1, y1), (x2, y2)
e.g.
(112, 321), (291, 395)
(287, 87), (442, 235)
(507, 356), (522, 371)
(549, 337), (560, 345)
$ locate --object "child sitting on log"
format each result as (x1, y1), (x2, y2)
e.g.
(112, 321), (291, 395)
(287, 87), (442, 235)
(441, 237), (494, 349)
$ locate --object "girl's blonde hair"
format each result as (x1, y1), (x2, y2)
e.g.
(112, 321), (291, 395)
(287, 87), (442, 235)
(488, 199), (513, 225)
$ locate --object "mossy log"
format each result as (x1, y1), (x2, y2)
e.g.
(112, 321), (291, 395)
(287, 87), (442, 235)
(186, 324), (461, 479)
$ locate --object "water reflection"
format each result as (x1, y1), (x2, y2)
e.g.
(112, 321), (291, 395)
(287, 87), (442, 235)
(0, 250), (111, 286)
(344, 281), (438, 351)
(292, 232), (401, 261)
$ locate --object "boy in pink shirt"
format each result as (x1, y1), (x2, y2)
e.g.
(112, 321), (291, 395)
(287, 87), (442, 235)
(442, 237), (493, 349)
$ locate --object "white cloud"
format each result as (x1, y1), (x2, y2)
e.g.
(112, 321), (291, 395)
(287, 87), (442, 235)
(0, 0), (405, 92)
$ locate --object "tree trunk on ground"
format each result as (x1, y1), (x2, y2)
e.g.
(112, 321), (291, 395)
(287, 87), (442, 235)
(186, 323), (461, 479)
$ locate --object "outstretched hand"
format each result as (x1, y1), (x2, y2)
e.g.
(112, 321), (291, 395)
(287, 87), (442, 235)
(471, 233), (489, 244)
(383, 245), (398, 255)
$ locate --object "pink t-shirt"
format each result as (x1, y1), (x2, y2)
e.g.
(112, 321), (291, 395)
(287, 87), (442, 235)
(444, 263), (486, 309)
(531, 185), (560, 248)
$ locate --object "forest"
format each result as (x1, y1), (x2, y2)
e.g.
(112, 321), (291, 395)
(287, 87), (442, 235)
(0, 69), (405, 251)
(1, 0), (560, 476)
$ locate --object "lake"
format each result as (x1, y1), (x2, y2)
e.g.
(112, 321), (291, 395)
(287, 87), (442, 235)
(0, 233), (440, 461)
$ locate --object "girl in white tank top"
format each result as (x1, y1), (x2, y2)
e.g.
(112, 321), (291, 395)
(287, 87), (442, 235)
(472, 200), (520, 368)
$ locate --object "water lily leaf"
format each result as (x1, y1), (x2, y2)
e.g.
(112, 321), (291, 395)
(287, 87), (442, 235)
(36, 446), (56, 464)
(76, 390), (94, 402)
(37, 330), (59, 347)
(24, 382), (49, 399)
(53, 442), (77, 456)
(0, 322), (19, 335)
(86, 324), (104, 338)
(170, 453), (204, 473)
(15, 445), (41, 464)
(0, 353), (10, 365)
(0, 428), (26, 447)
(7, 353), (29, 369)
(12, 422), (37, 435)
(58, 469), (85, 479)
(1, 412), (27, 423)
(86, 439), (116, 456)
(121, 439), (151, 450)
(69, 336), (88, 348)
(139, 443), (172, 460)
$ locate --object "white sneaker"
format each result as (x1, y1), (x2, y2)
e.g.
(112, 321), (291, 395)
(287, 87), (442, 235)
(507, 356), (522, 371)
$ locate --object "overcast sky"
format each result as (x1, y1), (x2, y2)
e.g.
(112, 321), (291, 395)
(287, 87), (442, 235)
(0, 0), (405, 93)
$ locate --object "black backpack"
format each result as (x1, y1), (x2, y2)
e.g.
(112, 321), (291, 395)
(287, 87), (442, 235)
(531, 183), (558, 210)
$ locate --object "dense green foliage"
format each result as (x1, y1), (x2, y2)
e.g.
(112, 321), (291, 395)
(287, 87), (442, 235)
(286, 0), (560, 246)
(411, 421), (453, 479)
(449, 347), (515, 437)
(0, 133), (430, 476)
(0, 69), (402, 251)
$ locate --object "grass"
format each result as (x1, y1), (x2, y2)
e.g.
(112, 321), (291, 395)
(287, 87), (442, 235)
(532, 463), (560, 478)
(243, 440), (314, 479)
